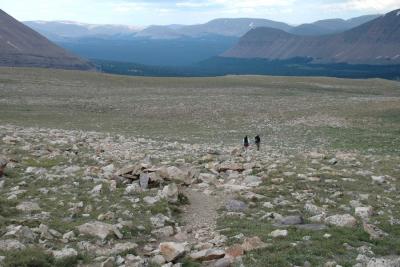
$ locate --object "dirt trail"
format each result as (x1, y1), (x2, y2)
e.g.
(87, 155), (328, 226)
(181, 188), (230, 243)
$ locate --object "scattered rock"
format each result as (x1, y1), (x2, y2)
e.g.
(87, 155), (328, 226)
(279, 215), (304, 225)
(0, 239), (26, 251)
(325, 214), (357, 228)
(16, 201), (41, 212)
(363, 222), (388, 240)
(53, 247), (78, 260)
(269, 229), (288, 238)
(77, 221), (122, 240)
(162, 183), (179, 203)
(355, 206), (373, 220)
(159, 242), (187, 262)
(190, 248), (225, 262)
(225, 200), (247, 212)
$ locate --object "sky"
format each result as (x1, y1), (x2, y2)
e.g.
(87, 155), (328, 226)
(2, 0), (400, 26)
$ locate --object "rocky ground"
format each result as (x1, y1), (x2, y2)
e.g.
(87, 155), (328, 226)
(0, 124), (399, 267)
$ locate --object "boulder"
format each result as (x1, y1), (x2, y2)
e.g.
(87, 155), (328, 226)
(363, 222), (388, 240)
(159, 242), (186, 262)
(198, 173), (218, 184)
(4, 225), (36, 243)
(218, 163), (244, 172)
(279, 215), (304, 225)
(225, 200), (247, 212)
(52, 247), (78, 260)
(0, 239), (26, 251)
(151, 226), (174, 238)
(355, 207), (373, 220)
(325, 214), (357, 228)
(189, 248), (225, 261)
(269, 229), (288, 238)
(367, 256), (400, 267)
(77, 221), (122, 240)
(16, 202), (41, 212)
(162, 183), (179, 203)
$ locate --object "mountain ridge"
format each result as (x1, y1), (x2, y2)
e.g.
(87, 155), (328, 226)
(0, 10), (94, 70)
(223, 9), (400, 65)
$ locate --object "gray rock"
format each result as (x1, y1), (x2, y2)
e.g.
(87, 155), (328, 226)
(189, 248), (225, 261)
(295, 224), (327, 231)
(225, 200), (247, 212)
(4, 225), (36, 243)
(151, 226), (174, 238)
(367, 256), (400, 267)
(279, 215), (304, 225)
(214, 258), (232, 267)
(16, 202), (41, 212)
(139, 173), (149, 189)
(77, 221), (121, 240)
(162, 183), (179, 203)
(0, 239), (26, 251)
(325, 214), (357, 228)
(159, 242), (187, 262)
(52, 247), (78, 260)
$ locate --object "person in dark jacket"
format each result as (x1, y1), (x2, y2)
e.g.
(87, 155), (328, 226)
(255, 135), (261, 151)
(243, 136), (250, 151)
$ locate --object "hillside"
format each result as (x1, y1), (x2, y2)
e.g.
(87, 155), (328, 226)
(0, 10), (93, 70)
(223, 9), (400, 65)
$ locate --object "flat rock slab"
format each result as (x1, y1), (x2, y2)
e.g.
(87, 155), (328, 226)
(77, 221), (122, 240)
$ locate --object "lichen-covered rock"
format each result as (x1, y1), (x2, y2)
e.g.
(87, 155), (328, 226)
(325, 214), (357, 228)
(159, 242), (186, 262)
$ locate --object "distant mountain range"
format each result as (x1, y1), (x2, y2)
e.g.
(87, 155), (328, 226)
(23, 14), (381, 66)
(0, 10), (93, 70)
(25, 15), (380, 40)
(223, 9), (400, 65)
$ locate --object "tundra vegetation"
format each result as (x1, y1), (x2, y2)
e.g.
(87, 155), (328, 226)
(0, 67), (399, 267)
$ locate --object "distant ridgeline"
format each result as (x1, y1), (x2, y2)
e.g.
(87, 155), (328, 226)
(93, 57), (400, 80)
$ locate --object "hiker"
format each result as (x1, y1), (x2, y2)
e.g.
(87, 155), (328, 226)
(243, 136), (250, 151)
(255, 135), (261, 151)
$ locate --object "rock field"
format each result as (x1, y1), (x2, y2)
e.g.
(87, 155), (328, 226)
(0, 124), (399, 267)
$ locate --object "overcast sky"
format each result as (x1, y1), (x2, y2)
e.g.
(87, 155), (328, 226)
(2, 0), (399, 26)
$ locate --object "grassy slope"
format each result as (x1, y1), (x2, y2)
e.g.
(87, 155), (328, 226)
(1, 67), (399, 153)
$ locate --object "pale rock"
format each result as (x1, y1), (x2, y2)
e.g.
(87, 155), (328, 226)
(269, 229), (288, 238)
(144, 196), (161, 205)
(52, 247), (78, 260)
(189, 248), (225, 262)
(325, 214), (357, 228)
(77, 221), (120, 240)
(371, 176), (386, 184)
(242, 176), (262, 187)
(151, 214), (170, 228)
(262, 202), (274, 209)
(151, 255), (166, 265)
(63, 231), (76, 241)
(159, 242), (187, 262)
(64, 165), (81, 175)
(225, 200), (247, 212)
(305, 203), (326, 215)
(90, 184), (103, 194)
(355, 207), (373, 220)
(16, 201), (41, 212)
(366, 256), (400, 267)
(198, 173), (217, 184)
(139, 173), (149, 189)
(4, 225), (36, 243)
(152, 226), (174, 238)
(0, 239), (26, 251)
(161, 183), (179, 203)
(363, 222), (388, 240)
